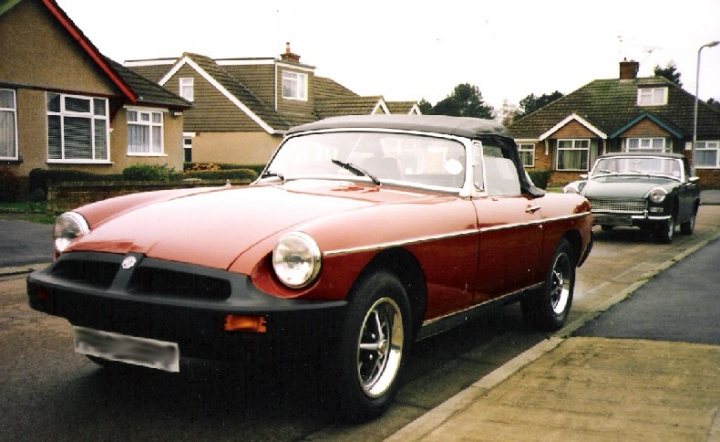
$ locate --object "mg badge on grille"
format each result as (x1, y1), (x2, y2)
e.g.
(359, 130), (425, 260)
(121, 256), (137, 270)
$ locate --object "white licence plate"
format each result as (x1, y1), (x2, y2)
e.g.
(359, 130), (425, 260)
(74, 326), (180, 373)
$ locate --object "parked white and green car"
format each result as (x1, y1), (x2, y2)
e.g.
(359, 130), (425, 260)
(564, 152), (700, 243)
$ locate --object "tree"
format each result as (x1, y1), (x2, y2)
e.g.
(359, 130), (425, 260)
(417, 98), (433, 114)
(707, 98), (720, 113)
(654, 63), (682, 87)
(427, 83), (495, 119)
(512, 91), (564, 123)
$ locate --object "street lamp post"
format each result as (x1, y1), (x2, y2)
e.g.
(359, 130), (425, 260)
(692, 40), (720, 175)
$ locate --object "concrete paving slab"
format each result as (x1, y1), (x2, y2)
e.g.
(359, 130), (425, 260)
(393, 338), (720, 441)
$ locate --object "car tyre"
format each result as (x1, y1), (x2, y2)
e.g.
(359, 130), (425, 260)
(521, 239), (575, 331)
(680, 212), (696, 235)
(657, 216), (675, 243)
(333, 271), (412, 422)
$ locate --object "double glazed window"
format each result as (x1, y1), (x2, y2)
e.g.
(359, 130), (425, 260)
(626, 137), (666, 153)
(637, 87), (668, 106)
(47, 93), (109, 161)
(695, 141), (720, 168)
(556, 139), (590, 171)
(179, 77), (194, 102)
(282, 71), (307, 101)
(127, 109), (164, 155)
(518, 143), (535, 167)
(0, 89), (17, 160)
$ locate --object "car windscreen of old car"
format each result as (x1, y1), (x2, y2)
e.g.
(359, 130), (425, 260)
(591, 157), (682, 180)
(268, 132), (467, 189)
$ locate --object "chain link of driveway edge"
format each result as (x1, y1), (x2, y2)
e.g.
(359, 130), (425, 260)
(387, 227), (720, 442)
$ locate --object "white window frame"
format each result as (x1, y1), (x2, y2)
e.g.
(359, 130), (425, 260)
(637, 87), (668, 106)
(517, 143), (535, 168)
(556, 139), (590, 171)
(281, 70), (308, 101)
(127, 107), (165, 156)
(625, 137), (667, 153)
(694, 141), (720, 169)
(0, 88), (18, 160)
(46, 92), (110, 163)
(179, 77), (194, 102)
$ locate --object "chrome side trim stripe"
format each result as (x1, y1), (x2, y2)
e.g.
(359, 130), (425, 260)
(322, 211), (591, 257)
(323, 229), (478, 257)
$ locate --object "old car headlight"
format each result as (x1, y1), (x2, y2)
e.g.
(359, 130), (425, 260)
(647, 187), (667, 204)
(53, 212), (90, 254)
(272, 232), (321, 288)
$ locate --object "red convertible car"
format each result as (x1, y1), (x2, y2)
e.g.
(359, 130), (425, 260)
(27, 115), (592, 420)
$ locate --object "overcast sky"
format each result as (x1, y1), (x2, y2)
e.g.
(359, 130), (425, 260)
(58, 0), (720, 111)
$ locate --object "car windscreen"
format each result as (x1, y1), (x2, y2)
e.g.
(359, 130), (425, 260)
(267, 132), (467, 189)
(591, 157), (682, 179)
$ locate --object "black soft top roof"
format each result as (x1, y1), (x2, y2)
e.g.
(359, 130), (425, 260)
(286, 114), (510, 139)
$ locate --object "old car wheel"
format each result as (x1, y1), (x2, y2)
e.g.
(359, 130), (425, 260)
(334, 271), (412, 421)
(657, 216), (675, 243)
(680, 213), (696, 235)
(522, 239), (575, 331)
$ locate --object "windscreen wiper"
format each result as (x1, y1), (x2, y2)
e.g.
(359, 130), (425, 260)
(331, 159), (380, 185)
(260, 170), (285, 182)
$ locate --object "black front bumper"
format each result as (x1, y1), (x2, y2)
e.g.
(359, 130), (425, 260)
(27, 252), (346, 361)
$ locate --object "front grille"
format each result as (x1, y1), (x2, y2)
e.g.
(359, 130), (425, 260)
(127, 266), (232, 301)
(50, 259), (120, 290)
(589, 198), (647, 214)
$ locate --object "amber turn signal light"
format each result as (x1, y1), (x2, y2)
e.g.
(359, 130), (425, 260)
(223, 315), (267, 333)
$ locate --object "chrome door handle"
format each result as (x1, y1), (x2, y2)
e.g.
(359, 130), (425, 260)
(526, 205), (542, 214)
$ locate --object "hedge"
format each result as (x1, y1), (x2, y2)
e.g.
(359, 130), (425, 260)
(528, 170), (551, 190)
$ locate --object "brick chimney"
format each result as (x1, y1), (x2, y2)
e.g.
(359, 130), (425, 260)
(619, 59), (639, 80)
(280, 42), (301, 63)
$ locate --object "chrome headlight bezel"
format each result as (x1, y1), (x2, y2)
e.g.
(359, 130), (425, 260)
(272, 232), (322, 289)
(53, 212), (90, 254)
(647, 187), (668, 204)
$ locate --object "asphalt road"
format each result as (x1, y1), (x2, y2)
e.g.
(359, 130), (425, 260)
(576, 237), (720, 344)
(0, 219), (52, 267)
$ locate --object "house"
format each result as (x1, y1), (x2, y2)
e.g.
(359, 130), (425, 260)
(126, 44), (421, 165)
(509, 60), (720, 187)
(0, 0), (191, 178)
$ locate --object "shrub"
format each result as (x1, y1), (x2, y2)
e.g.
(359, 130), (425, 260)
(528, 170), (551, 190)
(0, 167), (23, 202)
(122, 164), (175, 181)
(182, 168), (258, 181)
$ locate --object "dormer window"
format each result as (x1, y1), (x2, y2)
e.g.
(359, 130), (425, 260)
(637, 87), (667, 106)
(282, 71), (307, 101)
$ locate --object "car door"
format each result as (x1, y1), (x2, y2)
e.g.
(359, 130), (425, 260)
(677, 158), (700, 222)
(470, 145), (544, 304)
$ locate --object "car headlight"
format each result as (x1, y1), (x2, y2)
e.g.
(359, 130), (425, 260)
(272, 232), (321, 288)
(647, 187), (667, 204)
(563, 184), (579, 194)
(53, 212), (90, 254)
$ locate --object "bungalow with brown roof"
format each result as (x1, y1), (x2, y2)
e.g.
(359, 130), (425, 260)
(509, 60), (720, 188)
(126, 44), (421, 166)
(0, 0), (191, 177)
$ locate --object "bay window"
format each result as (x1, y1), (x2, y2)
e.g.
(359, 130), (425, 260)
(626, 137), (666, 153)
(127, 108), (164, 155)
(556, 139), (589, 171)
(47, 93), (109, 162)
